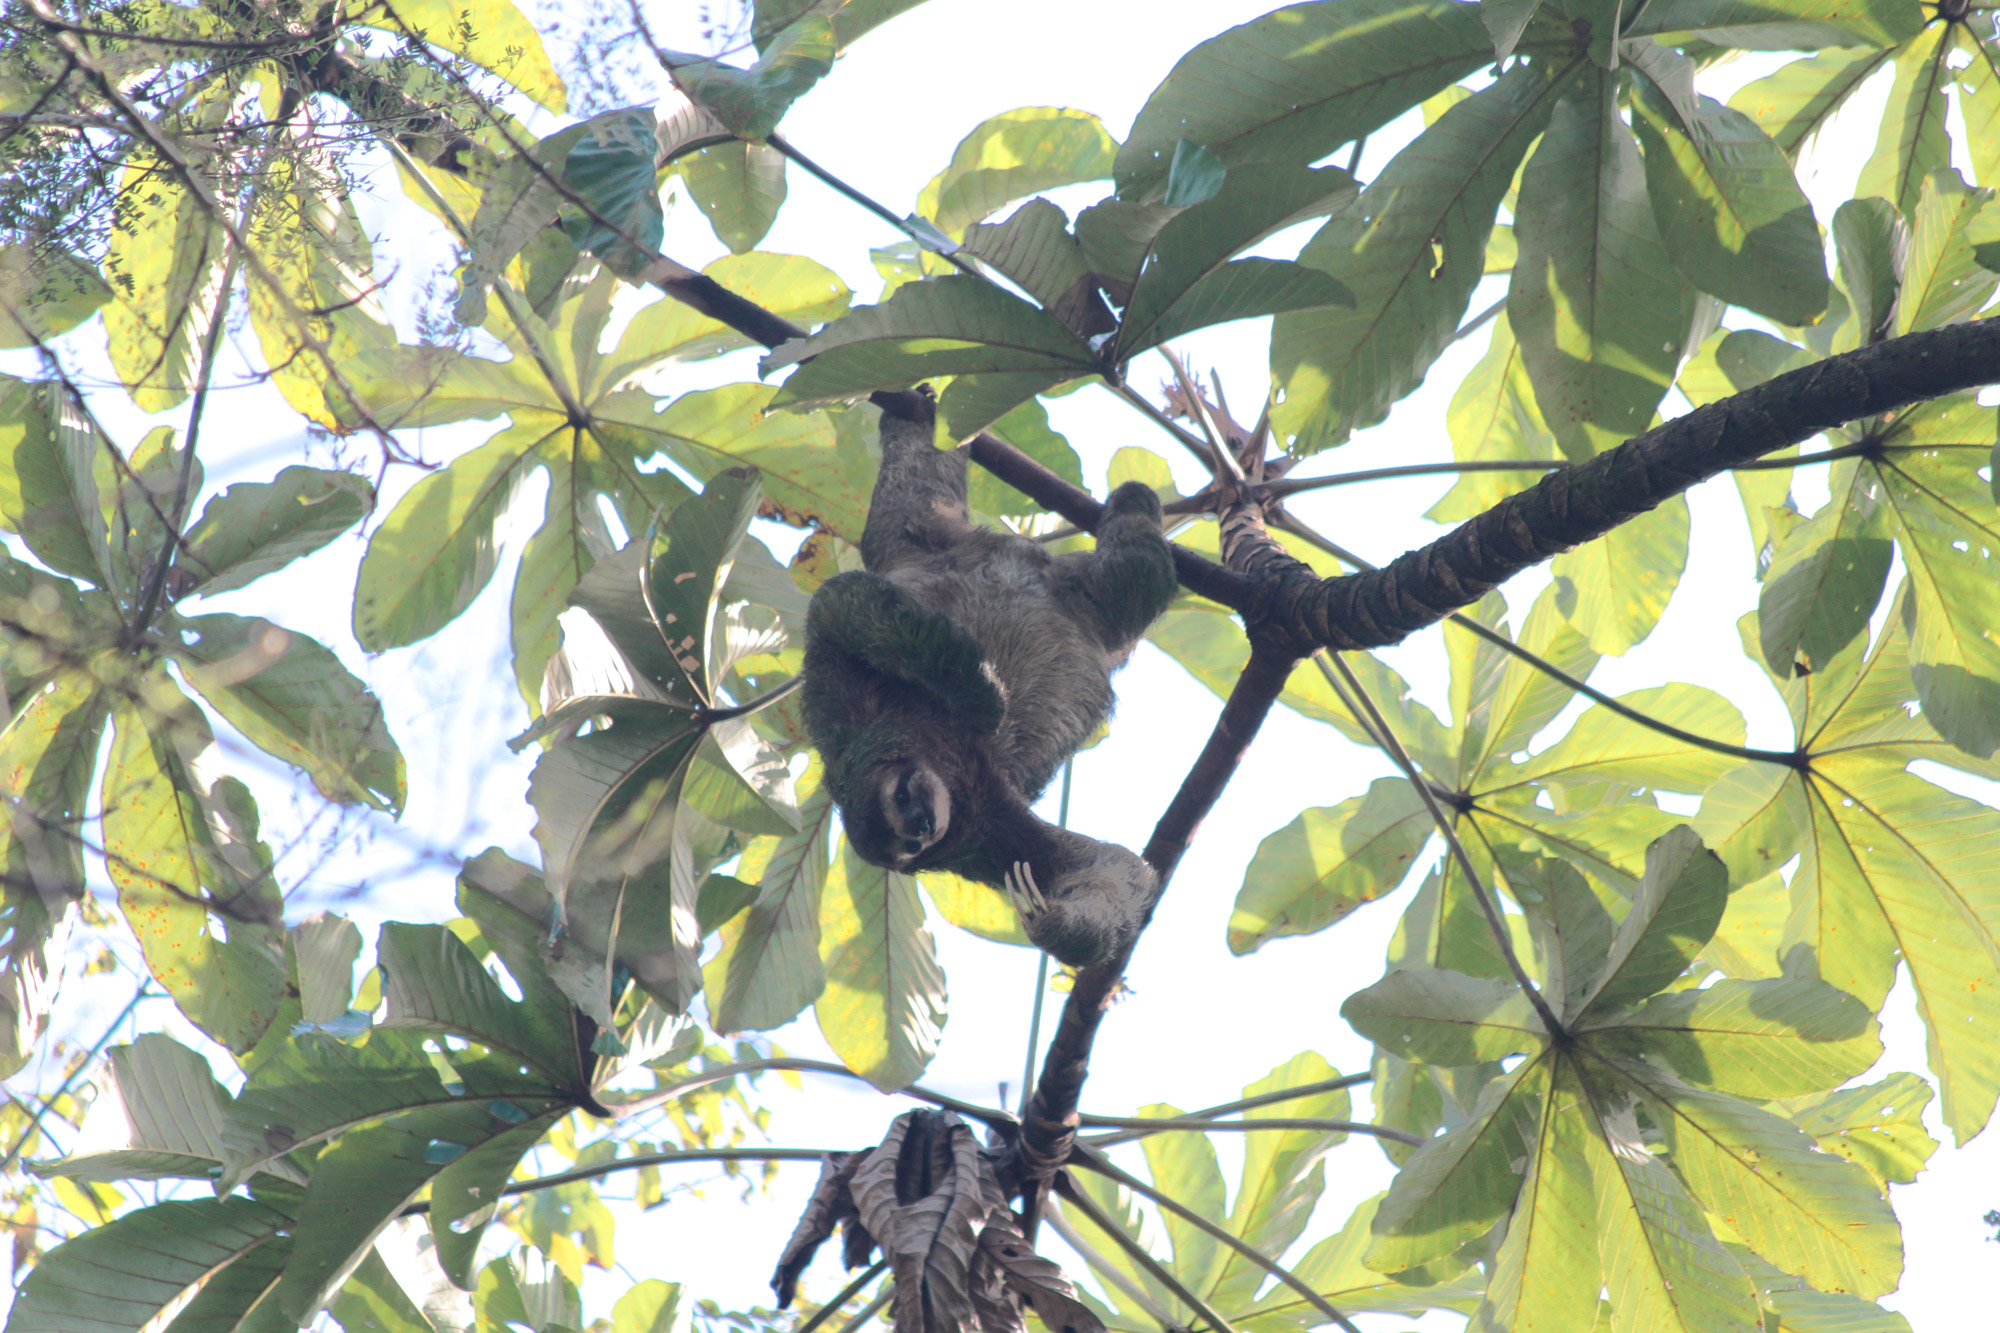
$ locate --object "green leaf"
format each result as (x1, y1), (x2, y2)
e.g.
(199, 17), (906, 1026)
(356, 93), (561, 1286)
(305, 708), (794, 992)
(1691, 761), (1808, 891)
(428, 1109), (568, 1285)
(815, 837), (946, 1091)
(292, 914), (363, 1025)
(685, 717), (800, 836)
(1894, 169), (1999, 335)
(1272, 63), (1558, 450)
(917, 108), (1116, 240)
(1758, 464), (1892, 677)
(1856, 27), (1951, 220)
(560, 107), (667, 278)
(1114, 0), (1493, 196)
(179, 466), (374, 597)
(1628, 0), (1921, 46)
(1228, 777), (1430, 954)
(0, 376), (114, 585)
(1592, 978), (1881, 1097)
(1509, 685), (1746, 797)
(1124, 257), (1353, 356)
(1799, 752), (2000, 1140)
(1628, 75), (1830, 326)
(327, 1249), (441, 1333)
(1579, 825), (1727, 1016)
(1615, 1062), (1902, 1299)
(1367, 1058), (1544, 1273)
(377, 922), (583, 1087)
(247, 163), (394, 430)
(1473, 1059), (1600, 1333)
(344, 0), (566, 111)
(278, 1099), (559, 1323)
(1426, 313), (1562, 524)
(1210, 1052), (1354, 1308)
(102, 678), (286, 1055)
(1341, 967), (1547, 1066)
(1770, 1072), (1938, 1188)
(1162, 138), (1227, 207)
(1877, 405), (2000, 758)
(666, 18), (833, 140)
(1510, 851), (1614, 1019)
(680, 141), (787, 253)
(352, 418), (545, 651)
(1550, 495), (1689, 655)
(1446, 587), (1600, 787)
(607, 250), (853, 372)
(959, 199), (1111, 339)
(1576, 1063), (1760, 1333)
(0, 243), (109, 349)
(1119, 162), (1356, 351)
(969, 396), (1085, 518)
(704, 780), (832, 1033)
(1136, 1102), (1227, 1288)
(763, 276), (1096, 410)
(7, 1196), (292, 1333)
(1727, 47), (1893, 161)
(612, 1279), (686, 1333)
(173, 613), (405, 813)
(0, 669), (105, 1077)
(527, 722), (704, 1016)
(1831, 197), (1906, 345)
(1509, 70), (1694, 458)
(102, 157), (225, 413)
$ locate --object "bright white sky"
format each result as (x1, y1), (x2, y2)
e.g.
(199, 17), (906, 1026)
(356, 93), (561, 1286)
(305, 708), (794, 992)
(9, 1), (2000, 1329)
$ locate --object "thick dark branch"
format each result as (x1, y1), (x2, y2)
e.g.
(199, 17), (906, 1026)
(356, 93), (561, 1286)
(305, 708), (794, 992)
(1014, 651), (1291, 1211)
(1265, 319), (2000, 650)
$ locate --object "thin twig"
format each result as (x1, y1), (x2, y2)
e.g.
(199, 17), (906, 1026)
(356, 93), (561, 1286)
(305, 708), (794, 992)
(1084, 1073), (1371, 1144)
(1071, 1145), (1362, 1333)
(1319, 651), (1564, 1038)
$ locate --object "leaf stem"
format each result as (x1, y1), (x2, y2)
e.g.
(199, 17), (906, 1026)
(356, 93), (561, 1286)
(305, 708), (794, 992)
(1042, 1198), (1184, 1331)
(1070, 1145), (1362, 1333)
(1053, 1173), (1241, 1333)
(1267, 509), (1798, 767)
(1078, 1115), (1419, 1145)
(603, 1056), (1014, 1128)
(767, 133), (983, 278)
(1319, 650), (1565, 1040)
(790, 1260), (891, 1333)
(698, 674), (803, 724)
(834, 1284), (895, 1333)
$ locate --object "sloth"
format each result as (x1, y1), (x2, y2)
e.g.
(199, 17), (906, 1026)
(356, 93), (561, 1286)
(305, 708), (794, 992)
(800, 387), (1178, 968)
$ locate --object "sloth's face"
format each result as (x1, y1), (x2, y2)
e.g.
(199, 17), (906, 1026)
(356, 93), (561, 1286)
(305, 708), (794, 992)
(877, 761), (950, 867)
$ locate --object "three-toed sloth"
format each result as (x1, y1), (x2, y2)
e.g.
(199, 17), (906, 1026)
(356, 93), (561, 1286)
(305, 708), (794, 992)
(800, 388), (1177, 968)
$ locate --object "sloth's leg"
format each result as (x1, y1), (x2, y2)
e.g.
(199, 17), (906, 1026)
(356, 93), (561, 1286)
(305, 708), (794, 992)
(1058, 480), (1179, 651)
(862, 388), (974, 572)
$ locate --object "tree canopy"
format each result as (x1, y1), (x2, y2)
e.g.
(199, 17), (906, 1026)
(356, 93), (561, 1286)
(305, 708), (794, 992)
(1, 0), (1998, 1330)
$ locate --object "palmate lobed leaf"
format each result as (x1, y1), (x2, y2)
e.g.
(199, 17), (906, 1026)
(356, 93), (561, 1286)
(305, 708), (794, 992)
(1341, 967), (1547, 1066)
(1587, 977), (1881, 1098)
(918, 107), (1117, 242)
